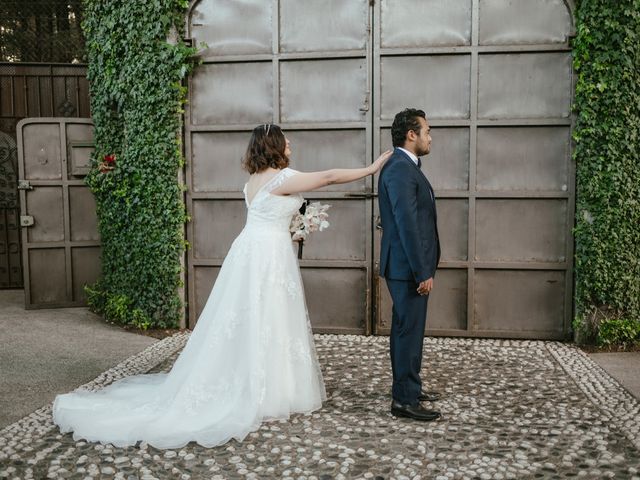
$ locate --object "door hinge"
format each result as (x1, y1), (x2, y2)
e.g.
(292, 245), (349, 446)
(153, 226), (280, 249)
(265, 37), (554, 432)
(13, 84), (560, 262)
(17, 180), (33, 190)
(20, 215), (34, 227)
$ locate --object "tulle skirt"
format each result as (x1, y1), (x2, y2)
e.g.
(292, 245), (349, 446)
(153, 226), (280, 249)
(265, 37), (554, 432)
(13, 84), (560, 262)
(53, 225), (326, 449)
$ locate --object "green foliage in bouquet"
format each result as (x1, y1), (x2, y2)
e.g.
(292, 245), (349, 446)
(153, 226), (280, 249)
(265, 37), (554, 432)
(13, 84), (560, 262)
(572, 0), (640, 343)
(82, 0), (196, 328)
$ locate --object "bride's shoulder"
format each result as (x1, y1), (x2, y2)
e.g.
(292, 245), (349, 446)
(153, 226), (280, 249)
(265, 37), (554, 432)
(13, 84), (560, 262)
(282, 167), (300, 177)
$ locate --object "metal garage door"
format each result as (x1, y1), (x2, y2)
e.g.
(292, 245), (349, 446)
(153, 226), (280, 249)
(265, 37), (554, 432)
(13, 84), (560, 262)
(185, 0), (375, 332)
(185, 0), (575, 339)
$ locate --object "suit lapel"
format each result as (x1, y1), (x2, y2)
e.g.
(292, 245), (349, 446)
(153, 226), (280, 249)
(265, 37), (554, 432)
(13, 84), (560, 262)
(394, 148), (436, 205)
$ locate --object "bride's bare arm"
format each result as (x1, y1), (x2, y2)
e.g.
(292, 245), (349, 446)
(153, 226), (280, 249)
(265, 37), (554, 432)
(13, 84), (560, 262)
(271, 150), (392, 196)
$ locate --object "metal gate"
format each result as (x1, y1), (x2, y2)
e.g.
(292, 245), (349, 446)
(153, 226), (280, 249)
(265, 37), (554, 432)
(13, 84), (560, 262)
(17, 118), (99, 308)
(185, 0), (375, 332)
(184, 0), (575, 339)
(0, 63), (91, 288)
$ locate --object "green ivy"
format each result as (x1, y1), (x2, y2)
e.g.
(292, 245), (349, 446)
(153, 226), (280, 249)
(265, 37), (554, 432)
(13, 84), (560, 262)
(597, 318), (640, 348)
(82, 0), (196, 328)
(572, 0), (640, 342)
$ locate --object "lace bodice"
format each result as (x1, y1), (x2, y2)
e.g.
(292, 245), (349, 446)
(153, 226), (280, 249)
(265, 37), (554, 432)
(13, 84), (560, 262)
(243, 168), (304, 232)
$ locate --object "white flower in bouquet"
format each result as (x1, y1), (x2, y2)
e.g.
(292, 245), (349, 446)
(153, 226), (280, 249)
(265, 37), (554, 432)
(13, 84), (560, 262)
(290, 202), (331, 241)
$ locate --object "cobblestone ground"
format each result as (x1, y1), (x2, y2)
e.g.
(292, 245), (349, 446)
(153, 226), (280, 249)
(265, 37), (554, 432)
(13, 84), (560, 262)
(1, 334), (640, 480)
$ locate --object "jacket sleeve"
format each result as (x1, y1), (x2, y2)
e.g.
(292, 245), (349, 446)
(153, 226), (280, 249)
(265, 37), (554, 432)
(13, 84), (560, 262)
(383, 163), (436, 283)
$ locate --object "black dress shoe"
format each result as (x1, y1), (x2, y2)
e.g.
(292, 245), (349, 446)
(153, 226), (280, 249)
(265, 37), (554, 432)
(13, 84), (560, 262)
(418, 390), (442, 402)
(391, 400), (441, 421)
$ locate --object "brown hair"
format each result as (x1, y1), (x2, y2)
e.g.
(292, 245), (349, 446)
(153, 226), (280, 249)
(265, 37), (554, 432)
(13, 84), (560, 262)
(242, 124), (289, 174)
(391, 108), (426, 147)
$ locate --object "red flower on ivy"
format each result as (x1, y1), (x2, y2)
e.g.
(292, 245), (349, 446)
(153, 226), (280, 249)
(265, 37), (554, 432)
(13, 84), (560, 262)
(99, 153), (116, 173)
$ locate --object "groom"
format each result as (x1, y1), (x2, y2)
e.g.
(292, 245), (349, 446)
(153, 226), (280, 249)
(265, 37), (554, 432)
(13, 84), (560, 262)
(378, 108), (441, 421)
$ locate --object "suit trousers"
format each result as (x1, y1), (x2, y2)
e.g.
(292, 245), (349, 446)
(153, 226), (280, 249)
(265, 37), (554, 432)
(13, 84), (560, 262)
(386, 278), (429, 405)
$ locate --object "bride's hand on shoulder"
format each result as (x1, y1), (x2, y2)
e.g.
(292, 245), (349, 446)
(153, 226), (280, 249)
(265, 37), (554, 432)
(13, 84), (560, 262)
(370, 150), (393, 175)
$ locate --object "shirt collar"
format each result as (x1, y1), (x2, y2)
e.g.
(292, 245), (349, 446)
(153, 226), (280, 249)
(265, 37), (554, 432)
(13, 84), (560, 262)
(397, 147), (419, 166)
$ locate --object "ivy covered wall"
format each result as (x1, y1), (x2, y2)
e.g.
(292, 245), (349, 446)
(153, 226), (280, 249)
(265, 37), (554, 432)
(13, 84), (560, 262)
(573, 0), (640, 344)
(82, 0), (195, 329)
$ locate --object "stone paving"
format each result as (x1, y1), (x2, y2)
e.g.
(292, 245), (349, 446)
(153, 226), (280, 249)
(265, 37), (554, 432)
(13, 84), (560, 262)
(1, 334), (640, 480)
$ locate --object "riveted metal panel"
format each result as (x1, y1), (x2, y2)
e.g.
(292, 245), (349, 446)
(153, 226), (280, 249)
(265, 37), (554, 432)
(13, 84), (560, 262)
(69, 187), (99, 242)
(25, 187), (65, 243)
(476, 199), (567, 263)
(477, 127), (570, 191)
(191, 132), (247, 192)
(28, 248), (66, 305)
(478, 53), (572, 119)
(280, 0), (368, 52)
(301, 268), (368, 334)
(191, 63), (273, 125)
(381, 0), (472, 47)
(192, 200), (246, 260)
(474, 270), (565, 336)
(285, 130), (367, 192)
(280, 59), (368, 123)
(428, 269), (468, 331)
(380, 55), (471, 120)
(438, 199), (469, 262)
(22, 124), (61, 180)
(191, 0), (273, 57)
(479, 0), (573, 45)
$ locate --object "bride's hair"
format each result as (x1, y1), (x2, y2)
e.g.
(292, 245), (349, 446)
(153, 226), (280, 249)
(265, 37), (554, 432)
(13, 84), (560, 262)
(243, 124), (289, 174)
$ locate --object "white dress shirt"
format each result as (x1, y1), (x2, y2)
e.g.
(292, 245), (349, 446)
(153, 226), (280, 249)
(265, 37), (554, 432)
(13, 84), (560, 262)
(397, 148), (433, 200)
(397, 147), (419, 166)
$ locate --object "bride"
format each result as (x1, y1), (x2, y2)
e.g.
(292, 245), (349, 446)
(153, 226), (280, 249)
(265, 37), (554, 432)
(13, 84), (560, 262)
(53, 124), (391, 449)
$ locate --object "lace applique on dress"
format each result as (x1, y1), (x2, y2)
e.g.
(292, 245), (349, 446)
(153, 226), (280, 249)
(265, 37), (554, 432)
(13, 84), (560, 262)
(52, 165), (325, 449)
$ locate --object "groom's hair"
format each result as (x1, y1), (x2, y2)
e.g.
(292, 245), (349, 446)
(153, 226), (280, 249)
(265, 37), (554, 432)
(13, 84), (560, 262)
(391, 108), (426, 148)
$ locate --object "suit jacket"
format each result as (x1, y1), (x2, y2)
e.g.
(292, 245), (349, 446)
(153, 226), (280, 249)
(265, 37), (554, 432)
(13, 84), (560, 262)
(378, 148), (441, 283)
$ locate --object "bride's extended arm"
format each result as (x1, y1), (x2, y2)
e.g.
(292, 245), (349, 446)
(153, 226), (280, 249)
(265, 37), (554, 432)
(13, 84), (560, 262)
(272, 150), (392, 195)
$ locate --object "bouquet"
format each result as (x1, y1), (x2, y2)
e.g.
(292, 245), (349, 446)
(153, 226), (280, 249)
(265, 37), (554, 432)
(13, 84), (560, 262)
(289, 201), (331, 259)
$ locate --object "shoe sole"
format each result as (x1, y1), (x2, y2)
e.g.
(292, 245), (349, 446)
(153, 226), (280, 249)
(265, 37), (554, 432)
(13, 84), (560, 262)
(390, 409), (441, 422)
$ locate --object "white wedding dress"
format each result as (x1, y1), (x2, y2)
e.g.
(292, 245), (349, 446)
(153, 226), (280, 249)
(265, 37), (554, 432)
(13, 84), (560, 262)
(53, 168), (326, 449)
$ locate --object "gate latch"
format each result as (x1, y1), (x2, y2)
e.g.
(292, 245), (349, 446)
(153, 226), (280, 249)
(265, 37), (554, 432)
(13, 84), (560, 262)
(20, 215), (34, 227)
(17, 180), (33, 190)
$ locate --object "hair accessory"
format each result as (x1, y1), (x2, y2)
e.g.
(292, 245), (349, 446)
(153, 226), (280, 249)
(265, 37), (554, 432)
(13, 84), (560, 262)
(264, 124), (271, 136)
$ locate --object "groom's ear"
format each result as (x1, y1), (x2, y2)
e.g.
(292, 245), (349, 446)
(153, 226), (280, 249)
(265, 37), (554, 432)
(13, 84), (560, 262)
(406, 129), (416, 143)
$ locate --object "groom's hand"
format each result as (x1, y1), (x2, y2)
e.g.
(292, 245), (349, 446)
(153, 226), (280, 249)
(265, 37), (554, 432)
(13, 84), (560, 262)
(417, 278), (433, 296)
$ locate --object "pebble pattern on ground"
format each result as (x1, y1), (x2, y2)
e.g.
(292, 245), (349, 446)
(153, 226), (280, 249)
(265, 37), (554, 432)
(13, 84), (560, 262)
(1, 334), (639, 480)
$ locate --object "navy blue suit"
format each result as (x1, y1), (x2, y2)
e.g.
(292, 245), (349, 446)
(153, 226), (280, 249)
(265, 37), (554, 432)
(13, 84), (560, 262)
(378, 147), (440, 405)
